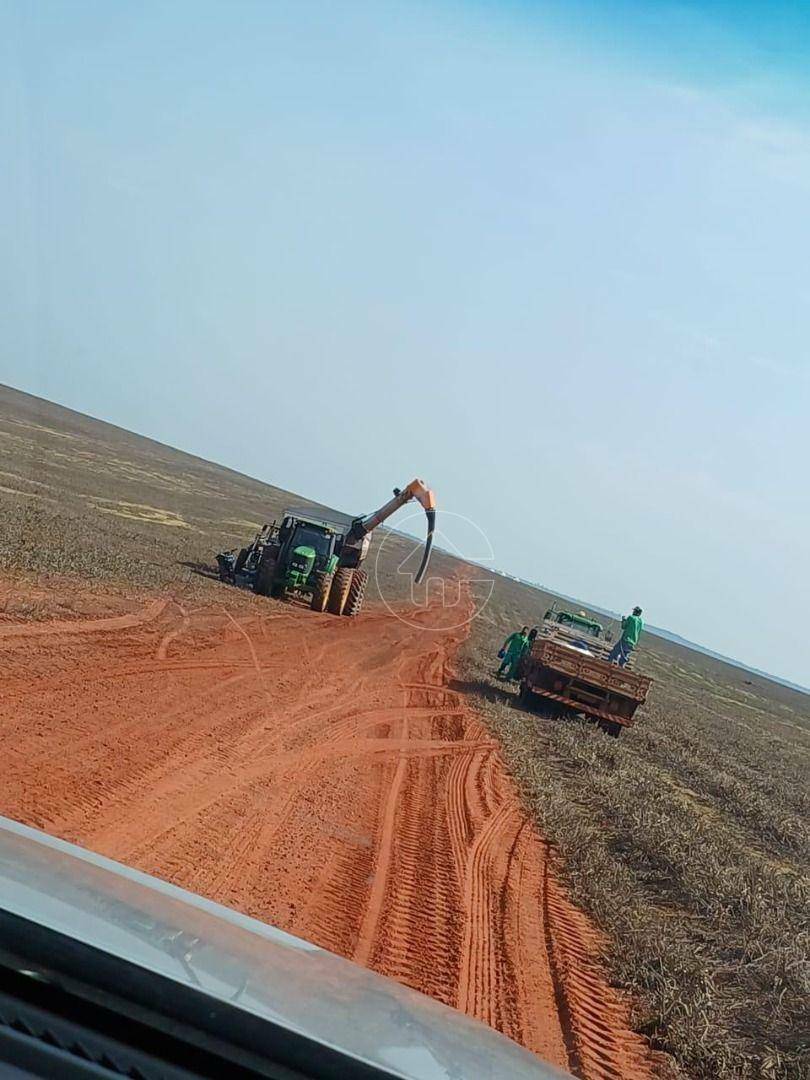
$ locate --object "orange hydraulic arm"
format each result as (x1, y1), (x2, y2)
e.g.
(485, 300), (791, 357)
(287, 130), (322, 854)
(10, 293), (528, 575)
(348, 479), (437, 584)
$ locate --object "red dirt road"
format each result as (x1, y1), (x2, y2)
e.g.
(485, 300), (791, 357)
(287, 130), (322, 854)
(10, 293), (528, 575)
(1, 579), (654, 1079)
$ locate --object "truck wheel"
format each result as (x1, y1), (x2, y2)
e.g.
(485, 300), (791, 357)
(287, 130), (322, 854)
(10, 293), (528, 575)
(599, 720), (623, 738)
(310, 571), (333, 612)
(343, 568), (368, 617)
(327, 567), (354, 615)
(253, 556), (277, 596)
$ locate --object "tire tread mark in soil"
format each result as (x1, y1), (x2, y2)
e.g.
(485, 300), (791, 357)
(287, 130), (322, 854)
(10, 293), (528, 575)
(543, 871), (654, 1079)
(56, 675), (259, 846)
(0, 598), (168, 638)
(365, 751), (462, 1006)
(445, 747), (481, 886)
(156, 603), (190, 660)
(456, 803), (522, 1025)
(353, 711), (410, 967)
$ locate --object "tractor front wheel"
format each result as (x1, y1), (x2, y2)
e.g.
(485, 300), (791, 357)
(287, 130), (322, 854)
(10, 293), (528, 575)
(310, 571), (333, 612)
(343, 568), (368, 617)
(327, 567), (354, 615)
(253, 556), (277, 596)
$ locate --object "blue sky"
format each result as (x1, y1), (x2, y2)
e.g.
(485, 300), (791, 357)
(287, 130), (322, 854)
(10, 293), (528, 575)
(2, 1), (808, 686)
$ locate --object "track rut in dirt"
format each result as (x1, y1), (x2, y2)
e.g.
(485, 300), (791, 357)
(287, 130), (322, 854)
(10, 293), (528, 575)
(0, 579), (655, 1079)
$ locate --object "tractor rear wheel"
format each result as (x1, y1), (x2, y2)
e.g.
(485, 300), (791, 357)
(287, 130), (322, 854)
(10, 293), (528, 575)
(253, 556), (277, 596)
(234, 547), (249, 575)
(343, 568), (368, 617)
(310, 571), (333, 612)
(327, 567), (354, 615)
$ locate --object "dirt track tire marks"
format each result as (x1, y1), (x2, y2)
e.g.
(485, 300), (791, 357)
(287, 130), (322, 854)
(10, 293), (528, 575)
(543, 871), (654, 1080)
(0, 597), (168, 638)
(0, 580), (655, 1080)
(364, 751), (466, 1007)
(457, 803), (522, 1024)
(445, 746), (483, 885)
(156, 602), (190, 660)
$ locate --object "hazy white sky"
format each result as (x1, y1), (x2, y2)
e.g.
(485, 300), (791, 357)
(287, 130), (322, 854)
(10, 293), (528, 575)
(2, 1), (809, 685)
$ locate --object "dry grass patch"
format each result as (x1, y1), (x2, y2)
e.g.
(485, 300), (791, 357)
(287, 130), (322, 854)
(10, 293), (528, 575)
(459, 614), (809, 1079)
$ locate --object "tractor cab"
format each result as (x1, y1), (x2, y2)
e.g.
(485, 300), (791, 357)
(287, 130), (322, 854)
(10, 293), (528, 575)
(541, 606), (606, 654)
(552, 610), (603, 639)
(273, 515), (342, 595)
(242, 509), (352, 602)
(279, 517), (340, 576)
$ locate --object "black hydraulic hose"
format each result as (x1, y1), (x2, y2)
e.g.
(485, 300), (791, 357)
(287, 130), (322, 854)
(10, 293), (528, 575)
(414, 508), (436, 585)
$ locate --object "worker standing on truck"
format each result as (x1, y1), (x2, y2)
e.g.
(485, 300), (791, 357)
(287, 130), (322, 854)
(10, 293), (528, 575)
(608, 606), (643, 667)
(497, 626), (529, 679)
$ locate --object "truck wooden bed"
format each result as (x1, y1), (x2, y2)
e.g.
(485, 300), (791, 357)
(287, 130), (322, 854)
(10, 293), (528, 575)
(518, 637), (652, 736)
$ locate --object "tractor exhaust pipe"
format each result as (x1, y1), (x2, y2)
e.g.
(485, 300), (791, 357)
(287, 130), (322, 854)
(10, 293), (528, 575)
(413, 508), (436, 585)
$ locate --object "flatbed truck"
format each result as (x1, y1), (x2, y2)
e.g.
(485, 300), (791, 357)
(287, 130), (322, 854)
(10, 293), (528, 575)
(517, 608), (652, 736)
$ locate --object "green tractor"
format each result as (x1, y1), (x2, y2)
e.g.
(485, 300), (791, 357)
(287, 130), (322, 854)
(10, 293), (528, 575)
(539, 604), (614, 657)
(249, 512), (346, 612)
(220, 479), (437, 617)
(546, 609), (604, 639)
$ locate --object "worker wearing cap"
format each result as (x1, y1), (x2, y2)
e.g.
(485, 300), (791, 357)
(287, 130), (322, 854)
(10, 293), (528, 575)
(608, 606), (643, 667)
(497, 626), (529, 679)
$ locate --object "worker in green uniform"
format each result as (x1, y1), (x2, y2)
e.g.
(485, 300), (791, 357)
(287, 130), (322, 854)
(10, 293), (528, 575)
(497, 626), (529, 679)
(607, 606), (643, 667)
(515, 626), (539, 680)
